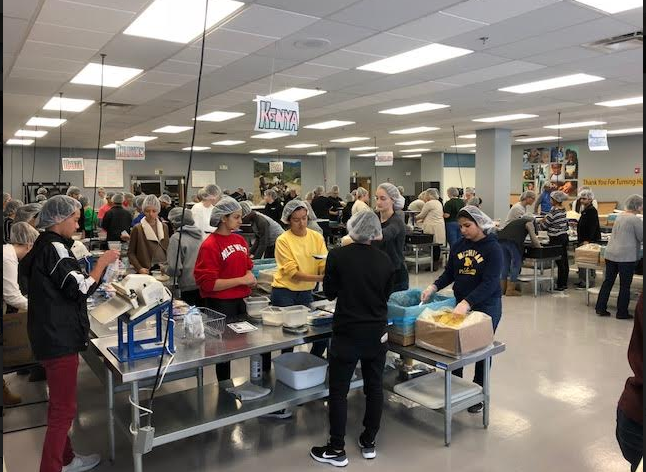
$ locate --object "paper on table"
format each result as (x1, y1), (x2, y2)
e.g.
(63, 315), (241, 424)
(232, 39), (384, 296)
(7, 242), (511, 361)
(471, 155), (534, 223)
(227, 321), (258, 334)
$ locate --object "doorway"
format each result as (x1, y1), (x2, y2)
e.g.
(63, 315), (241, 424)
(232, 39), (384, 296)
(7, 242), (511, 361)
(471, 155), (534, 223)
(131, 175), (186, 206)
(350, 176), (372, 197)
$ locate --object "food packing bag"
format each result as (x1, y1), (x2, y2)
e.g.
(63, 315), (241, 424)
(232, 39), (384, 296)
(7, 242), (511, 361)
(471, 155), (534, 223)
(415, 307), (494, 358)
(183, 306), (205, 341)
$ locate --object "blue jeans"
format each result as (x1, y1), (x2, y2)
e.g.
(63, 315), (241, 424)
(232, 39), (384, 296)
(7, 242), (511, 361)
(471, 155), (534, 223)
(500, 241), (522, 282)
(446, 221), (461, 247)
(595, 260), (636, 317)
(616, 408), (643, 472)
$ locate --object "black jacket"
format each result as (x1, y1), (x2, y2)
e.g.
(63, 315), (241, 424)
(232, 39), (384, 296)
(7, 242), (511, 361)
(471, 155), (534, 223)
(101, 205), (132, 241)
(577, 205), (601, 244)
(20, 231), (100, 360)
(264, 200), (283, 224)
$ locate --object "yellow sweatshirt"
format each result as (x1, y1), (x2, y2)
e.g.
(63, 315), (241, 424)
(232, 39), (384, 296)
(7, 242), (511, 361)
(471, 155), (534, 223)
(272, 229), (328, 292)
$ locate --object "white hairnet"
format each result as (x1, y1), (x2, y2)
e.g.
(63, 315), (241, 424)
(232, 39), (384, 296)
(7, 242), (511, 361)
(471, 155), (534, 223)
(142, 195), (161, 212)
(66, 186), (81, 197)
(124, 192), (135, 201)
(239, 201), (252, 218)
(378, 183), (405, 211)
(10, 221), (40, 245)
(314, 186), (324, 196)
(135, 194), (147, 210)
(466, 197), (481, 207)
(37, 196), (80, 228)
(347, 211), (382, 243)
(35, 194), (47, 203)
(36, 187), (48, 196)
(427, 188), (439, 200)
(168, 207), (194, 228)
(302, 201), (317, 222)
(3, 192), (11, 203)
(624, 194), (644, 212)
(520, 190), (536, 201)
(550, 191), (568, 203)
(79, 196), (89, 207)
(202, 184), (221, 199)
(159, 194), (172, 204)
(447, 187), (459, 197)
(331, 185), (339, 192)
(4, 200), (23, 216)
(458, 205), (495, 234)
(282, 199), (308, 224)
(577, 189), (595, 200)
(465, 187), (476, 195)
(397, 185), (405, 195)
(264, 189), (278, 200)
(15, 203), (42, 224)
(209, 197), (241, 226)
(356, 187), (368, 198)
(111, 193), (125, 204)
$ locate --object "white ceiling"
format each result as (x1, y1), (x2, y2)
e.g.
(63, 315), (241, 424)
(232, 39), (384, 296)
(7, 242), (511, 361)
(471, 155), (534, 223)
(2, 0), (643, 157)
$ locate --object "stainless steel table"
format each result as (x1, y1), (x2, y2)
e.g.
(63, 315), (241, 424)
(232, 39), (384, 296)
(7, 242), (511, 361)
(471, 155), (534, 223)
(90, 324), (351, 472)
(387, 341), (506, 446)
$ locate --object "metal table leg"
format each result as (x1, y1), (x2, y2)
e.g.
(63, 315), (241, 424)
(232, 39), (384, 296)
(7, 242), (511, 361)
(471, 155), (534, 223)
(483, 357), (490, 429)
(430, 246), (434, 273)
(533, 260), (538, 297)
(585, 268), (590, 305)
(550, 260), (555, 292)
(107, 369), (115, 462)
(131, 380), (143, 472)
(415, 246), (420, 274)
(197, 366), (204, 389)
(444, 369), (452, 447)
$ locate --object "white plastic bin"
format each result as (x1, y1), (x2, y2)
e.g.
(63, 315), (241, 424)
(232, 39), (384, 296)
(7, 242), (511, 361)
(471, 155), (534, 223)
(260, 306), (284, 326)
(273, 352), (328, 390)
(281, 305), (309, 327)
(244, 296), (270, 319)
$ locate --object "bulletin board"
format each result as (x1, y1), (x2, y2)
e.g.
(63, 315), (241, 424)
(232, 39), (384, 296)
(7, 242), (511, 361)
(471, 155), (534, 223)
(191, 170), (217, 188)
(83, 159), (124, 188)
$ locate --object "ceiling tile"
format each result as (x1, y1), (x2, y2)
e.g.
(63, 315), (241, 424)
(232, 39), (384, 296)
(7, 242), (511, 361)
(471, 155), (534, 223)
(28, 22), (114, 49)
(155, 59), (220, 76)
(440, 60), (546, 86)
(343, 33), (428, 56)
(105, 81), (175, 105)
(613, 7), (643, 29)
(13, 54), (85, 74)
(20, 40), (98, 62)
(442, 0), (561, 24)
(94, 35), (185, 70)
(139, 70), (196, 86)
(389, 11), (486, 43)
(9, 66), (75, 82)
(222, 5), (319, 37)
(171, 46), (246, 67)
(3, 0), (42, 20)
(36, 0), (136, 34)
(280, 62), (345, 80)
(254, 0), (361, 17)
(203, 28), (277, 54)
(69, 0), (148, 12)
(3, 76), (66, 96)
(3, 17), (30, 54)
(309, 49), (382, 69)
(525, 46), (603, 66)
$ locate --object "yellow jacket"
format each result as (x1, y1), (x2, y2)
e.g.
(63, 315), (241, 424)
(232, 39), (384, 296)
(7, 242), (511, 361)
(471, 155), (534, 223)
(272, 229), (327, 291)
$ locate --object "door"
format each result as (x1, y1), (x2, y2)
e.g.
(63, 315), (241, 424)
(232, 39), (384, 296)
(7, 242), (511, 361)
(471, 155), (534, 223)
(350, 176), (372, 197)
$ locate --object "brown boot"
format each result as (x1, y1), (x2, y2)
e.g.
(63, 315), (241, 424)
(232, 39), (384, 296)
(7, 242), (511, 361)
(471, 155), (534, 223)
(506, 282), (522, 297)
(500, 279), (508, 294)
(3, 379), (22, 406)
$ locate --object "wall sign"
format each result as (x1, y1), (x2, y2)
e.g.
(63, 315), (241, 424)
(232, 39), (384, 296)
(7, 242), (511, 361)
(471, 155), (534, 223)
(588, 129), (609, 151)
(115, 141), (145, 160)
(375, 151), (394, 167)
(254, 96), (299, 135)
(191, 170), (216, 188)
(269, 161), (284, 173)
(83, 159), (124, 188)
(61, 157), (84, 171)
(582, 177), (643, 187)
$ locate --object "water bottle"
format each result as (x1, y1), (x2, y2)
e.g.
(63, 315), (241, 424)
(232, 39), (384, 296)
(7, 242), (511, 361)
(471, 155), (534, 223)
(250, 354), (262, 384)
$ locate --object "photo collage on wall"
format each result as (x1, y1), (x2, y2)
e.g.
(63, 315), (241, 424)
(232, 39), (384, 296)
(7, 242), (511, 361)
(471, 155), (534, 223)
(522, 145), (578, 196)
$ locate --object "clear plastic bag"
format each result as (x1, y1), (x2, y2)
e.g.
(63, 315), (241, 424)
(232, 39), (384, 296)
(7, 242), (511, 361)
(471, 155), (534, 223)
(183, 306), (205, 341)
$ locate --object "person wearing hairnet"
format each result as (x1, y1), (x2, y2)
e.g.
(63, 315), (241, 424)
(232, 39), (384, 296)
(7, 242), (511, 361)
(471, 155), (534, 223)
(3, 192), (11, 210)
(191, 184), (222, 236)
(443, 187), (466, 248)
(79, 196), (98, 237)
(310, 211), (395, 467)
(596, 195), (643, 319)
(352, 187), (371, 216)
(539, 190), (570, 290)
(372, 183), (408, 292)
(502, 191), (536, 228)
(158, 194), (174, 222)
(128, 195), (169, 274)
(97, 191), (115, 222)
(100, 193), (132, 243)
(571, 186), (598, 213)
(194, 197), (255, 381)
(302, 200), (324, 235)
(66, 187), (85, 238)
(574, 189), (601, 289)
(131, 194), (147, 227)
(535, 182), (557, 215)
(497, 215), (541, 296)
(123, 192), (136, 216)
(165, 208), (203, 307)
(15, 202), (42, 228)
(36, 194), (47, 203)
(3, 199), (23, 244)
(263, 188), (284, 224)
(19, 195), (119, 472)
(407, 191), (426, 213)
(415, 188), (446, 267)
(421, 206), (503, 412)
(240, 201), (284, 259)
(96, 187), (107, 207)
(340, 193), (354, 224)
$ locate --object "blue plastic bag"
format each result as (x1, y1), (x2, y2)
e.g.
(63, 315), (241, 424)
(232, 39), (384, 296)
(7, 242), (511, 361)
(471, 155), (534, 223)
(387, 288), (455, 320)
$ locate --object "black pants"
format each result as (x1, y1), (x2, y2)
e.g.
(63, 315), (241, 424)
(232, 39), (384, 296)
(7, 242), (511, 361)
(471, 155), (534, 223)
(550, 234), (570, 289)
(432, 245), (441, 262)
(328, 334), (387, 450)
(596, 260), (637, 317)
(263, 245), (275, 259)
(616, 408), (643, 472)
(204, 298), (248, 381)
(181, 289), (203, 307)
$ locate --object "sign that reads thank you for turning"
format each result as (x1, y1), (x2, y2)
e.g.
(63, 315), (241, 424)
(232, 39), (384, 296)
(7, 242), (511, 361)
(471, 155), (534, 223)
(255, 96), (299, 136)
(115, 141), (146, 160)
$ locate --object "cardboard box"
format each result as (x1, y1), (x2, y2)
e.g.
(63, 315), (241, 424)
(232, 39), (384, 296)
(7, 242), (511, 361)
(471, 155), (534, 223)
(387, 328), (415, 347)
(3, 310), (36, 368)
(415, 311), (493, 358)
(575, 244), (602, 265)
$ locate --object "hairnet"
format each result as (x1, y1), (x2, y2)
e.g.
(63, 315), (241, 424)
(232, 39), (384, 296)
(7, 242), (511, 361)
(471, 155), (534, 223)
(106, 191), (115, 199)
(465, 187), (476, 195)
(427, 188), (439, 200)
(347, 211), (382, 243)
(304, 192), (314, 201)
(314, 186), (324, 195)
(4, 200), (23, 216)
(66, 186), (81, 197)
(520, 190), (536, 201)
(210, 197), (242, 226)
(345, 193), (354, 202)
(543, 182), (552, 190)
(302, 201), (317, 222)
(447, 187), (459, 197)
(79, 196), (88, 207)
(356, 187), (368, 198)
(202, 184), (221, 199)
(168, 207), (194, 228)
(35, 194), (47, 203)
(458, 205), (495, 234)
(577, 189), (595, 200)
(9, 221), (40, 245)
(246, 192), (254, 201)
(197, 189), (208, 199)
(282, 199), (308, 224)
(3, 192), (11, 203)
(135, 194), (146, 210)
(397, 186), (405, 195)
(97, 187), (105, 193)
(37, 196), (80, 228)
(159, 194), (172, 204)
(124, 192), (135, 201)
(624, 194), (644, 212)
(36, 187), (48, 196)
(239, 201), (253, 218)
(142, 195), (161, 212)
(15, 203), (42, 224)
(550, 191), (568, 203)
(331, 185), (339, 192)
(264, 189), (278, 200)
(111, 193), (125, 205)
(466, 197), (481, 207)
(377, 183), (405, 211)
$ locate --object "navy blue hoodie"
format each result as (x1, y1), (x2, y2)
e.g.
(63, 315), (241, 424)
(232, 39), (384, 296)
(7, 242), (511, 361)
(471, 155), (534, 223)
(434, 233), (502, 309)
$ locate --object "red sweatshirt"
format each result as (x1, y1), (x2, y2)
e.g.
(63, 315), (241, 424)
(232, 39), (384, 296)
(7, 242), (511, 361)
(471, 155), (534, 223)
(194, 233), (253, 300)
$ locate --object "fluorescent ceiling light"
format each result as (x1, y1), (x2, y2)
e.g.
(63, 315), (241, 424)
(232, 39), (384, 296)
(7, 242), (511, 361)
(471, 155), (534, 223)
(473, 114), (538, 123)
(304, 120), (355, 130)
(515, 136), (560, 143)
(71, 63), (143, 87)
(15, 129), (48, 138)
(357, 153), (376, 157)
(395, 140), (433, 146)
(266, 88), (326, 102)
(330, 137), (370, 143)
(499, 73), (604, 94)
(251, 132), (290, 139)
(26, 117), (67, 127)
(606, 127), (643, 135)
(544, 121), (606, 129)
(212, 140), (245, 145)
(195, 111), (245, 122)
(470, 150), (476, 153)
(307, 151), (327, 156)
(125, 136), (158, 142)
(572, 0), (642, 13)
(358, 43), (473, 74)
(389, 126), (440, 135)
(124, 0), (245, 43)
(459, 134), (476, 139)
(285, 143), (318, 149)
(400, 148), (430, 153)
(153, 125), (193, 133)
(6, 139), (34, 145)
(182, 146), (210, 151)
(595, 96), (643, 107)
(451, 143), (476, 148)
(380, 103), (449, 115)
(401, 154), (422, 157)
(349, 146), (378, 151)
(250, 149), (277, 154)
(43, 96), (94, 112)
(103, 143), (117, 149)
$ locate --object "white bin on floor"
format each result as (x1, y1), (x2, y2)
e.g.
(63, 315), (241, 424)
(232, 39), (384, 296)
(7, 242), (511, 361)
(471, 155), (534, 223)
(393, 371), (482, 409)
(273, 352), (328, 390)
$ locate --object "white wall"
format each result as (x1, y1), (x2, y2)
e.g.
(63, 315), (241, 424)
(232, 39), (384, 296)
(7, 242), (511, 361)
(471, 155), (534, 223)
(443, 168), (476, 194)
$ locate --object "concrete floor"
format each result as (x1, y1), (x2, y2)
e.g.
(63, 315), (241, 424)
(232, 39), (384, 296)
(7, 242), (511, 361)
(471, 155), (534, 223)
(3, 267), (637, 472)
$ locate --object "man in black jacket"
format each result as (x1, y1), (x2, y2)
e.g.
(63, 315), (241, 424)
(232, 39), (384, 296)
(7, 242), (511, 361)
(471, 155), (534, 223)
(101, 192), (132, 243)
(575, 189), (601, 289)
(20, 195), (119, 472)
(263, 188), (283, 224)
(310, 211), (395, 467)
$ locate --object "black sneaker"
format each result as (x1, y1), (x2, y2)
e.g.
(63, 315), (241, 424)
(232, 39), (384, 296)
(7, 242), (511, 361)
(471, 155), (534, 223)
(596, 310), (611, 317)
(616, 313), (634, 320)
(310, 445), (348, 467)
(467, 402), (484, 413)
(574, 282), (586, 290)
(358, 437), (376, 459)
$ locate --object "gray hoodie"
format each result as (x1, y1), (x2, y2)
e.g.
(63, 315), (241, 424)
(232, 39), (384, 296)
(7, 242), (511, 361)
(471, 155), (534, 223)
(166, 224), (203, 292)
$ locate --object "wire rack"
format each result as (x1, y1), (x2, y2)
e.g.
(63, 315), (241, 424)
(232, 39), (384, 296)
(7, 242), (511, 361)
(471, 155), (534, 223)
(196, 307), (226, 337)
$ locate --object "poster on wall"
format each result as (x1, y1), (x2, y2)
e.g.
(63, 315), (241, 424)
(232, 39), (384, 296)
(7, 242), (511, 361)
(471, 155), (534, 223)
(253, 158), (301, 205)
(83, 159), (124, 188)
(62, 157), (84, 171)
(523, 145), (579, 196)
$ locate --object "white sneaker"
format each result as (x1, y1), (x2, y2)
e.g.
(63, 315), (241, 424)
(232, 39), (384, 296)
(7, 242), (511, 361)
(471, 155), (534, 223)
(61, 453), (101, 472)
(260, 408), (293, 419)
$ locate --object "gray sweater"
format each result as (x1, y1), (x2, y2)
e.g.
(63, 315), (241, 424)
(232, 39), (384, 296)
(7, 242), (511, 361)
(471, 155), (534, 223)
(502, 202), (529, 228)
(604, 214), (643, 263)
(166, 225), (203, 291)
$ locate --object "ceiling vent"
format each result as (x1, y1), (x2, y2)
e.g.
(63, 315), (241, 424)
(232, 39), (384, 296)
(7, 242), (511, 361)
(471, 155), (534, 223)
(100, 101), (135, 111)
(583, 31), (642, 53)
(209, 131), (227, 135)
